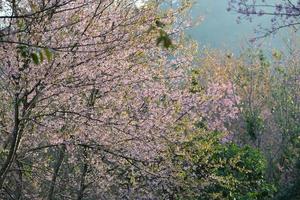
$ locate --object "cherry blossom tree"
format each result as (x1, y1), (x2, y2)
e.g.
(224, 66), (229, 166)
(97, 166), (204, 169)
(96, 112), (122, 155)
(228, 0), (300, 38)
(0, 0), (241, 198)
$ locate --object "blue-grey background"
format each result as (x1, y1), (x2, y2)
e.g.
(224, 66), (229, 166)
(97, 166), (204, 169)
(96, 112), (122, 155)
(187, 0), (291, 53)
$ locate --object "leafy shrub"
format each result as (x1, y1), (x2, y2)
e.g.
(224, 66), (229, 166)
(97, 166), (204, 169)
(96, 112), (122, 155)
(168, 129), (275, 200)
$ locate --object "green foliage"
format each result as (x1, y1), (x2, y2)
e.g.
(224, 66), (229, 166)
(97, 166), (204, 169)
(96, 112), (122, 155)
(39, 51), (44, 63)
(227, 48), (300, 199)
(31, 52), (39, 65)
(258, 50), (270, 67)
(169, 129), (275, 200)
(148, 19), (174, 49)
(189, 69), (204, 94)
(269, 64), (300, 198)
(17, 45), (29, 58)
(272, 50), (282, 61)
(17, 45), (53, 65)
(156, 29), (173, 49)
(44, 48), (53, 61)
(16, 19), (26, 30)
(244, 110), (264, 140)
(155, 20), (166, 28)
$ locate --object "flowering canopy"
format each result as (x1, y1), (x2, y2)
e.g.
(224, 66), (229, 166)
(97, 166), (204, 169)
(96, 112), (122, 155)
(0, 0), (242, 198)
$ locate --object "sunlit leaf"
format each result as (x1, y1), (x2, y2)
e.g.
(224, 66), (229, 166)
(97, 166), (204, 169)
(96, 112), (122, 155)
(31, 52), (39, 65)
(44, 48), (53, 61)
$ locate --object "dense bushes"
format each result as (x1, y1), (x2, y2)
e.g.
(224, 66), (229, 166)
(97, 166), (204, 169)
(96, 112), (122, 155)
(168, 129), (275, 200)
(191, 48), (300, 200)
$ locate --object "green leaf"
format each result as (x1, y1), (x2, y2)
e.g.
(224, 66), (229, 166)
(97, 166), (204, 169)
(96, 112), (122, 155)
(21, 51), (28, 58)
(31, 52), (39, 65)
(39, 51), (44, 63)
(163, 36), (173, 49)
(156, 30), (173, 49)
(17, 45), (29, 58)
(44, 48), (53, 61)
(156, 36), (164, 46)
(17, 19), (26, 30)
(155, 20), (165, 28)
(272, 50), (282, 60)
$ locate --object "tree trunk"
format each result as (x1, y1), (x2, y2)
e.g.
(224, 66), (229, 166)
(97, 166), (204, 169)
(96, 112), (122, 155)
(47, 145), (66, 200)
(0, 93), (20, 188)
(77, 148), (88, 200)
